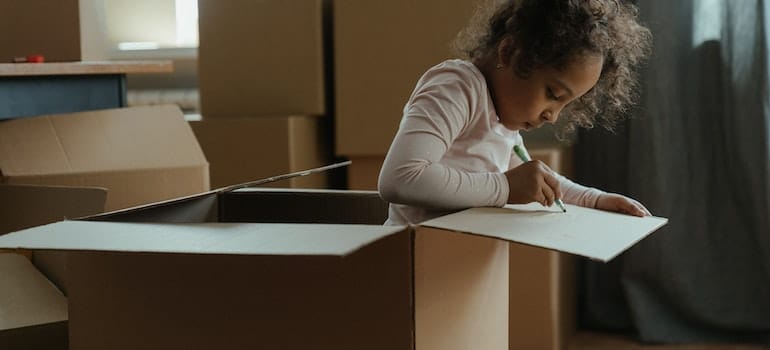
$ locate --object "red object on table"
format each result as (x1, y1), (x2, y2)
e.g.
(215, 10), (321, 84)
(12, 55), (45, 63)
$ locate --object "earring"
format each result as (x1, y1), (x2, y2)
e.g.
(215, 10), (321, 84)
(496, 63), (504, 69)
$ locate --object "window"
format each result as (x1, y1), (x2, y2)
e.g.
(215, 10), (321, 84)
(102, 0), (198, 55)
(692, 0), (722, 47)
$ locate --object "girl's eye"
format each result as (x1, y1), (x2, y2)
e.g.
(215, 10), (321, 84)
(546, 87), (560, 101)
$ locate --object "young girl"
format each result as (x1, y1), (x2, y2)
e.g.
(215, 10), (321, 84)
(378, 0), (653, 225)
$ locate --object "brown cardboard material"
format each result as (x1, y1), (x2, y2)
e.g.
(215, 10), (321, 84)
(0, 253), (67, 350)
(0, 105), (210, 211)
(509, 244), (576, 350)
(0, 184), (106, 236)
(334, 0), (476, 156)
(414, 227), (508, 349)
(0, 184), (666, 350)
(198, 0), (328, 117)
(0, 0), (81, 62)
(189, 116), (332, 189)
(347, 156), (385, 190)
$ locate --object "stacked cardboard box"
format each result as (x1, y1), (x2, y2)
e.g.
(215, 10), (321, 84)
(333, 0), (477, 184)
(189, 116), (330, 189)
(196, 0), (333, 188)
(0, 0), (81, 62)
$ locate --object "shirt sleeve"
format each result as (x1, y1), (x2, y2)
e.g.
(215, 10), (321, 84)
(508, 144), (604, 208)
(378, 66), (509, 211)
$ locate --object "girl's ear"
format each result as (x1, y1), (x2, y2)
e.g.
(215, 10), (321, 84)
(496, 36), (516, 67)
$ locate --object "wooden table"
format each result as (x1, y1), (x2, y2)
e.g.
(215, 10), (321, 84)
(0, 61), (173, 120)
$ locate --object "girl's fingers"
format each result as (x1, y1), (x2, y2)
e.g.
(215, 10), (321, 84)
(630, 199), (651, 216)
(628, 202), (646, 217)
(540, 182), (555, 207)
(542, 172), (562, 200)
(637, 203), (652, 216)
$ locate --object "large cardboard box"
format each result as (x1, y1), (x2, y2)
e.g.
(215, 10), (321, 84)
(189, 116), (332, 189)
(509, 145), (576, 350)
(0, 172), (667, 349)
(0, 0), (81, 62)
(334, 0), (476, 156)
(0, 105), (210, 293)
(0, 253), (68, 350)
(198, 0), (329, 117)
(0, 105), (209, 211)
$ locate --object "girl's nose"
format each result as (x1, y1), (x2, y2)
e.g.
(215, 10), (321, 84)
(540, 111), (557, 124)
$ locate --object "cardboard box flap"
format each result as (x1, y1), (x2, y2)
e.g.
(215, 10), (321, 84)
(0, 105), (206, 177)
(0, 184), (107, 235)
(87, 161), (354, 222)
(0, 221), (408, 257)
(91, 189), (221, 223)
(217, 160), (351, 192)
(420, 203), (668, 262)
(0, 253), (67, 331)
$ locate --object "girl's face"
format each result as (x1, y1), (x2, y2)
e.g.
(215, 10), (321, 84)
(487, 50), (603, 131)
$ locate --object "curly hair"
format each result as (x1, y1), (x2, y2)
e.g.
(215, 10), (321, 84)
(453, 0), (652, 134)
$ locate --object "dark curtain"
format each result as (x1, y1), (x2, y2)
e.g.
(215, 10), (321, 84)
(576, 0), (770, 344)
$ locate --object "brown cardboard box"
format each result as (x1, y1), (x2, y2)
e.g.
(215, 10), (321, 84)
(0, 0), (81, 62)
(198, 0), (328, 117)
(0, 253), (68, 350)
(0, 105), (210, 294)
(347, 156), (385, 190)
(0, 105), (209, 211)
(509, 245), (576, 350)
(2, 188), (510, 350)
(189, 116), (332, 189)
(334, 0), (476, 156)
(0, 174), (666, 349)
(512, 145), (576, 350)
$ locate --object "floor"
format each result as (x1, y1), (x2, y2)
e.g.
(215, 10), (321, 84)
(569, 332), (770, 350)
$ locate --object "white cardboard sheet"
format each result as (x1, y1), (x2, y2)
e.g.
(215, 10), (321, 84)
(421, 203), (668, 262)
(0, 221), (406, 257)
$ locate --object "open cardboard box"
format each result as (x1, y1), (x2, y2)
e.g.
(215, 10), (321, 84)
(0, 104), (209, 212)
(0, 163), (667, 350)
(0, 104), (210, 295)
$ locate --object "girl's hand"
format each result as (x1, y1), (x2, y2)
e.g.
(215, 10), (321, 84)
(595, 193), (651, 217)
(504, 160), (562, 207)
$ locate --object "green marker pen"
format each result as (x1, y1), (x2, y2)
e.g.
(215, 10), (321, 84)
(513, 145), (567, 213)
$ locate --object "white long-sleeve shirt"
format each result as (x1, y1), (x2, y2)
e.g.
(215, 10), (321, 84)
(378, 59), (604, 225)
